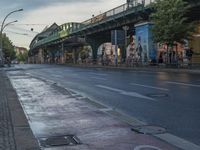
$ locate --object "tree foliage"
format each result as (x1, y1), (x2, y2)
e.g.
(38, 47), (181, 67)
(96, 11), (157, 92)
(150, 0), (195, 47)
(16, 50), (28, 63)
(1, 33), (16, 60)
(80, 46), (91, 60)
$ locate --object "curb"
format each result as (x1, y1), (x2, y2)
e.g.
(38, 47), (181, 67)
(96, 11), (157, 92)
(2, 71), (40, 150)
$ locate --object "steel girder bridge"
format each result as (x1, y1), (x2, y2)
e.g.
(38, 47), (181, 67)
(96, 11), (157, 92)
(29, 0), (200, 63)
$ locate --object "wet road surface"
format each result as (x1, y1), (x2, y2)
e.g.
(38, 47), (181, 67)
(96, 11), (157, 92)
(8, 64), (200, 147)
(6, 69), (180, 150)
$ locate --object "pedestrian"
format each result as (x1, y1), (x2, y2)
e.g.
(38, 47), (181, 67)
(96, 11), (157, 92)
(158, 52), (163, 64)
(6, 57), (11, 67)
(186, 48), (194, 66)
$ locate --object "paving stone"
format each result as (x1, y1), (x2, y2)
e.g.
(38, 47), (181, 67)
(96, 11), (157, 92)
(0, 70), (40, 150)
(0, 71), (16, 149)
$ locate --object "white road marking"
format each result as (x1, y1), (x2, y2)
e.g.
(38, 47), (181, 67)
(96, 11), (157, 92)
(52, 74), (63, 78)
(65, 73), (78, 76)
(131, 83), (169, 91)
(165, 81), (200, 88)
(90, 77), (107, 80)
(96, 85), (156, 101)
(89, 72), (107, 76)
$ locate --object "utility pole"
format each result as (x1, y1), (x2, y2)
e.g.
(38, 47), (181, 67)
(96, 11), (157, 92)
(0, 9), (23, 66)
(123, 26), (129, 63)
(114, 30), (118, 66)
(123, 26), (129, 49)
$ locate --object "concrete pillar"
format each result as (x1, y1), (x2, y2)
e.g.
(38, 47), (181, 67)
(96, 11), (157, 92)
(61, 43), (65, 64)
(86, 38), (104, 63)
(36, 48), (44, 64)
(73, 48), (76, 64)
(86, 34), (111, 64)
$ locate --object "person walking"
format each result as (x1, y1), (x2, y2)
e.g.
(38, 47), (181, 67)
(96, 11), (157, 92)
(186, 48), (194, 67)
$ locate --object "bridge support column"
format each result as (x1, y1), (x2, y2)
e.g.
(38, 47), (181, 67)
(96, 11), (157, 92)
(61, 43), (65, 64)
(90, 42), (99, 63)
(73, 48), (76, 64)
(38, 48), (44, 64)
(86, 36), (110, 64)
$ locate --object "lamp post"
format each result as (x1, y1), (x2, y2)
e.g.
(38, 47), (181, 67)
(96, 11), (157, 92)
(123, 26), (129, 62)
(122, 26), (129, 49)
(0, 8), (23, 66)
(2, 20), (18, 31)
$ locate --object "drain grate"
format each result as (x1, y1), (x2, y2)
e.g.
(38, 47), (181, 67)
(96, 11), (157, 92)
(39, 135), (81, 148)
(131, 125), (166, 135)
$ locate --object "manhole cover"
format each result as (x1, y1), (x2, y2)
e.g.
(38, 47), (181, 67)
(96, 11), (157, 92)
(39, 135), (81, 147)
(147, 93), (168, 98)
(131, 125), (166, 135)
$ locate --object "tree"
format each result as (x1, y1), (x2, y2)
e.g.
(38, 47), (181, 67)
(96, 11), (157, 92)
(150, 0), (196, 48)
(16, 50), (28, 63)
(80, 46), (91, 61)
(0, 33), (16, 60)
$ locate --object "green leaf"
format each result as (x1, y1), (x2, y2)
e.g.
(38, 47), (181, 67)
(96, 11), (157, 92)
(150, 0), (196, 46)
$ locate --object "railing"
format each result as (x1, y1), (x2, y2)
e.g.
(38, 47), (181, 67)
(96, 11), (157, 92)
(80, 0), (154, 27)
(31, 0), (154, 49)
(81, 3), (138, 27)
(32, 23), (79, 48)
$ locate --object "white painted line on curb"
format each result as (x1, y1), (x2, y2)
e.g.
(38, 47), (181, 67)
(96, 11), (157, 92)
(96, 85), (156, 101)
(156, 133), (200, 150)
(165, 81), (200, 88)
(131, 83), (169, 91)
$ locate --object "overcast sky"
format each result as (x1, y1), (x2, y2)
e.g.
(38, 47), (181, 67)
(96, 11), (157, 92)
(0, 0), (128, 48)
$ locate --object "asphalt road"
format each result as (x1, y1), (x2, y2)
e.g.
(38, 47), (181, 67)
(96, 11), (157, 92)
(13, 64), (200, 146)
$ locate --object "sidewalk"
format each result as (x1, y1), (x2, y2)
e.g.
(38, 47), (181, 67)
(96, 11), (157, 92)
(0, 70), (40, 150)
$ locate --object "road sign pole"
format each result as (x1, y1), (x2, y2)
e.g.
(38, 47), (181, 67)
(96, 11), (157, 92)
(114, 30), (118, 66)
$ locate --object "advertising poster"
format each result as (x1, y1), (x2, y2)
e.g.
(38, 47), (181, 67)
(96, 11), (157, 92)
(135, 22), (157, 63)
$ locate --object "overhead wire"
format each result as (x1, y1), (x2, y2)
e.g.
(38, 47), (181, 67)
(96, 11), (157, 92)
(5, 30), (35, 37)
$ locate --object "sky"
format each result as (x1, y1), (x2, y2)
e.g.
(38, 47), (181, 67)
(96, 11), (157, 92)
(0, 0), (127, 48)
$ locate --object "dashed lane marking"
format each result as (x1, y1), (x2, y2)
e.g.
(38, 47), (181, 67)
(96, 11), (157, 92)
(131, 83), (169, 91)
(165, 81), (200, 88)
(90, 77), (107, 80)
(89, 73), (107, 76)
(96, 85), (156, 101)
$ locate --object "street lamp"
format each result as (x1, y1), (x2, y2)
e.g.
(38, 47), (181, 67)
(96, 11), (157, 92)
(0, 8), (23, 66)
(2, 20), (18, 31)
(122, 26), (129, 49)
(123, 25), (129, 61)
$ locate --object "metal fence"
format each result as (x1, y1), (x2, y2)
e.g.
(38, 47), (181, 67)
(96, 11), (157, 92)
(74, 55), (200, 69)
(81, 1), (145, 26)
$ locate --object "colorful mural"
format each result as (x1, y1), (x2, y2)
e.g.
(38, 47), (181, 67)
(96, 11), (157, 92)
(135, 22), (157, 63)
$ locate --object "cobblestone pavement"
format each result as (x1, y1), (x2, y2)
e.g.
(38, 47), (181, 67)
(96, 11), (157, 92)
(0, 70), (16, 150)
(0, 69), (40, 150)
